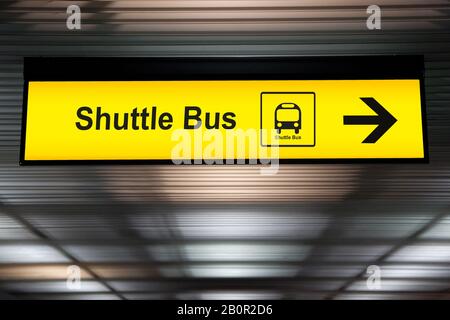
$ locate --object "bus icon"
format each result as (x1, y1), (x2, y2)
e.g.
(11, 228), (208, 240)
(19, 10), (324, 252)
(274, 102), (302, 134)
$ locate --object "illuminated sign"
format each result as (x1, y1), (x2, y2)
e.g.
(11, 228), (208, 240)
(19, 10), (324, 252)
(20, 56), (428, 164)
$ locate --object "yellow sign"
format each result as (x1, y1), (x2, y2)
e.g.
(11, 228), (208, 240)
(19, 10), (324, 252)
(21, 79), (426, 163)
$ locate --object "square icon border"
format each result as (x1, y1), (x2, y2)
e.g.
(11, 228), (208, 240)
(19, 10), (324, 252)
(260, 91), (316, 147)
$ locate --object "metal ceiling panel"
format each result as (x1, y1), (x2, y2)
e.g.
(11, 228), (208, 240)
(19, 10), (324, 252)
(0, 0), (449, 300)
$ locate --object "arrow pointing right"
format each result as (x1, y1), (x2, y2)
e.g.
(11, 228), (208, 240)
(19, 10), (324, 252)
(343, 97), (397, 143)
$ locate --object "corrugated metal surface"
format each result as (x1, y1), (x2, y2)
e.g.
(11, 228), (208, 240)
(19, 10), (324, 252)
(0, 0), (449, 300)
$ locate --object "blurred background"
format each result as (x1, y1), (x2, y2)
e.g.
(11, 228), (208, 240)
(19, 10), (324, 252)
(0, 0), (449, 300)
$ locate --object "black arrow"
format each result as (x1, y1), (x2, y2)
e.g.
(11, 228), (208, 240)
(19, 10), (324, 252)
(343, 97), (397, 143)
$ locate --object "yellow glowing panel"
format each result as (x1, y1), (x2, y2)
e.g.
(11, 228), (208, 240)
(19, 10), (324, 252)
(22, 80), (425, 162)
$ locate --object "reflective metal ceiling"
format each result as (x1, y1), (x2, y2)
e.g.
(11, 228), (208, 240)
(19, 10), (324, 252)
(0, 0), (449, 300)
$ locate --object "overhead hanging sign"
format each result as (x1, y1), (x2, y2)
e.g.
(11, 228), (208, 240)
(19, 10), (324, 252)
(20, 56), (428, 164)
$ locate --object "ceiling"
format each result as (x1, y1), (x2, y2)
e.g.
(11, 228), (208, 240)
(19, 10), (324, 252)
(0, 0), (449, 300)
